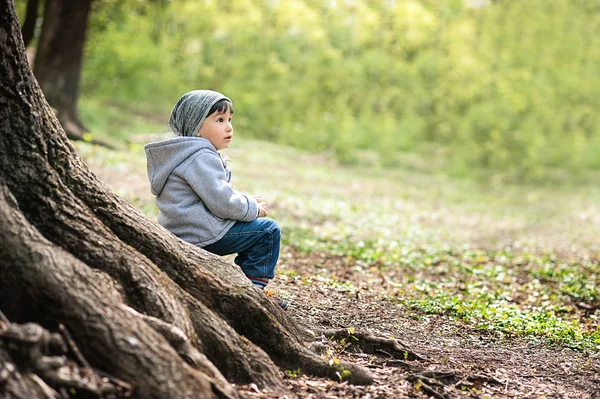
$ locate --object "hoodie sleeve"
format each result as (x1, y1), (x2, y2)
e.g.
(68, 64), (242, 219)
(183, 151), (259, 222)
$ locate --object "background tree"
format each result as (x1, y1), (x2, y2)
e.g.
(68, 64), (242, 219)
(19, 0), (39, 47)
(32, 0), (94, 142)
(0, 1), (385, 397)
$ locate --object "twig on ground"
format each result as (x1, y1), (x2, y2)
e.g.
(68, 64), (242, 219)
(375, 349), (393, 357)
(467, 374), (504, 386)
(415, 378), (451, 399)
(58, 323), (91, 369)
(408, 369), (504, 399)
(386, 359), (412, 368)
(0, 308), (10, 325)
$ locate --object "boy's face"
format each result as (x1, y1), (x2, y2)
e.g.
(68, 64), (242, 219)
(196, 109), (234, 150)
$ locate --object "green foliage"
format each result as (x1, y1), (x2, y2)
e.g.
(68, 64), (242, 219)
(285, 368), (303, 378)
(78, 0), (600, 181)
(10, 0), (597, 180)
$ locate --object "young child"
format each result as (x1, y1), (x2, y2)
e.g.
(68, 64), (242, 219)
(144, 90), (286, 309)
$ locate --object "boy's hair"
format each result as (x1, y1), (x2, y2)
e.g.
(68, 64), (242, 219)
(169, 90), (232, 137)
(208, 99), (234, 116)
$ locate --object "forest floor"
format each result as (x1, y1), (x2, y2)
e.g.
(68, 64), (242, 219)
(76, 136), (600, 399)
(251, 250), (600, 399)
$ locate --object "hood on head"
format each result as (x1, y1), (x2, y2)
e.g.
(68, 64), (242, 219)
(169, 90), (231, 137)
(144, 137), (215, 195)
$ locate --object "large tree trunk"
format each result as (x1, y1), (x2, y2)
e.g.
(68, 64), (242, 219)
(32, 0), (91, 142)
(0, 1), (373, 397)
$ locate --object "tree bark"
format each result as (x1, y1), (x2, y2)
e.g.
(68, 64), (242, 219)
(32, 0), (91, 141)
(0, 1), (373, 398)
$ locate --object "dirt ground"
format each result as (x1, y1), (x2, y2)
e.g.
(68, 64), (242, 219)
(234, 249), (600, 399)
(80, 144), (600, 399)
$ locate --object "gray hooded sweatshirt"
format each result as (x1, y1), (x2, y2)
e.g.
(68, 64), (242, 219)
(145, 136), (259, 247)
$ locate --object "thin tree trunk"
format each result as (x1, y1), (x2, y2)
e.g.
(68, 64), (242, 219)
(20, 0), (40, 47)
(33, 0), (91, 141)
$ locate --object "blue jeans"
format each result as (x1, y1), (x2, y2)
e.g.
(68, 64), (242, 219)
(203, 218), (281, 282)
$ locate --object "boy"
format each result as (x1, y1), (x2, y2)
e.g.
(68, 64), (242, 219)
(144, 90), (286, 309)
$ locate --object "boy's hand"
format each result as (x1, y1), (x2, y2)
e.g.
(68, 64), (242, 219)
(258, 203), (268, 218)
(255, 196), (268, 217)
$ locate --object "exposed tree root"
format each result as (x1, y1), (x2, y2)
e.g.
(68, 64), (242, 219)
(0, 184), (240, 398)
(120, 304), (231, 387)
(320, 328), (426, 361)
(408, 370), (504, 399)
(0, 318), (133, 398)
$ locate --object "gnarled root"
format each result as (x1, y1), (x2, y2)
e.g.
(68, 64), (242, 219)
(0, 319), (132, 398)
(319, 328), (426, 361)
(120, 304), (230, 387)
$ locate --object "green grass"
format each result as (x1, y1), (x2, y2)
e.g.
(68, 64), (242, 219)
(79, 98), (169, 146)
(279, 224), (600, 350)
(74, 107), (600, 353)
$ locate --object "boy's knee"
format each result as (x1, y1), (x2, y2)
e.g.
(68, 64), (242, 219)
(266, 219), (280, 239)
